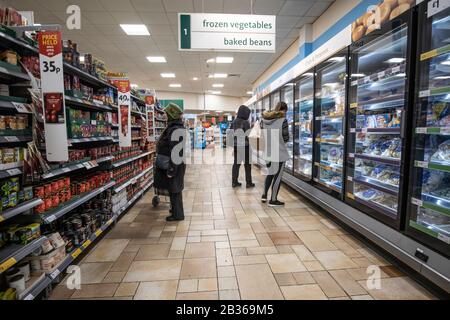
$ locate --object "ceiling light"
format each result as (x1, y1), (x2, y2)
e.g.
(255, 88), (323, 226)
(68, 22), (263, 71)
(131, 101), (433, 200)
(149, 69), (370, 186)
(247, 91), (253, 95)
(209, 73), (228, 78)
(441, 60), (450, 65)
(329, 56), (345, 62)
(169, 84), (181, 88)
(192, 77), (199, 81)
(79, 56), (85, 63)
(208, 90), (221, 94)
(304, 73), (314, 77)
(435, 76), (450, 79)
(215, 57), (234, 64)
(351, 73), (365, 77)
(161, 73), (175, 78)
(206, 58), (215, 63)
(386, 57), (405, 64)
(213, 84), (224, 88)
(395, 73), (406, 77)
(120, 24), (150, 36)
(147, 56), (166, 63)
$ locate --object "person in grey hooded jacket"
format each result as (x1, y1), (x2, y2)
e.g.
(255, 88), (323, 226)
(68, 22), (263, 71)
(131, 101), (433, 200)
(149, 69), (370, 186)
(230, 105), (255, 188)
(260, 101), (289, 207)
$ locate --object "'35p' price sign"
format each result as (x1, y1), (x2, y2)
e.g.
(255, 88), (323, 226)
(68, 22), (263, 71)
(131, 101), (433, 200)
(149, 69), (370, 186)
(38, 31), (69, 162)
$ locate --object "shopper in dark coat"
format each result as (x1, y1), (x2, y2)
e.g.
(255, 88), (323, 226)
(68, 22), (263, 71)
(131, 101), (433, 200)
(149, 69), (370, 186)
(154, 103), (186, 221)
(230, 105), (255, 188)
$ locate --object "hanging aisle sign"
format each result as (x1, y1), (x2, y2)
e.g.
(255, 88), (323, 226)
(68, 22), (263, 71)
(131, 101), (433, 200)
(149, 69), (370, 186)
(113, 79), (132, 147)
(38, 31), (69, 162)
(179, 13), (276, 52)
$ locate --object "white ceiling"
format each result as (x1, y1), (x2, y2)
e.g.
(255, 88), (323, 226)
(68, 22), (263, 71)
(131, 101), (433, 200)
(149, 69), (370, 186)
(5, 0), (334, 97)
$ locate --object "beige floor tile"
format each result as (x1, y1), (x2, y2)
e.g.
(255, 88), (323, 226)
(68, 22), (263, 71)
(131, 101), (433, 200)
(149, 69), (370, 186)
(178, 279), (198, 293)
(296, 231), (337, 252)
(351, 295), (374, 300)
(274, 273), (297, 286)
(228, 228), (257, 241)
(291, 245), (316, 261)
(280, 284), (328, 300)
(198, 278), (218, 291)
(187, 236), (201, 243)
(201, 235), (229, 242)
(215, 241), (230, 249)
(168, 250), (185, 259)
(110, 251), (136, 272)
(123, 259), (182, 282)
(233, 255), (266, 265)
(311, 271), (346, 298)
(184, 242), (216, 258)
(275, 245), (294, 254)
(180, 258), (217, 279)
(255, 233), (275, 247)
(85, 239), (129, 262)
(235, 264), (284, 300)
(230, 240), (259, 248)
(218, 266), (236, 278)
(314, 251), (358, 270)
(79, 262), (113, 284)
(170, 237), (187, 251)
(71, 283), (119, 299)
(134, 244), (171, 260)
(268, 232), (302, 245)
(48, 285), (76, 300)
(219, 290), (241, 300)
(303, 260), (324, 271)
(115, 282), (139, 297)
(176, 291), (219, 300)
(329, 270), (367, 296)
(266, 254), (307, 273)
(216, 248), (234, 266)
(218, 277), (238, 290)
(293, 272), (316, 285)
(134, 280), (178, 300)
(358, 277), (433, 300)
(102, 271), (126, 283)
(246, 246), (278, 255)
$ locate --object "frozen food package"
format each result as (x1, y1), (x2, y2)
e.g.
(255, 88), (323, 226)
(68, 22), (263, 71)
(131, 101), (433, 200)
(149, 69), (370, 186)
(422, 170), (444, 193)
(430, 140), (450, 162)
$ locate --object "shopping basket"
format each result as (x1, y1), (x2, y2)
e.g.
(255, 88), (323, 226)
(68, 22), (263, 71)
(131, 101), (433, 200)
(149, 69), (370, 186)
(152, 168), (171, 207)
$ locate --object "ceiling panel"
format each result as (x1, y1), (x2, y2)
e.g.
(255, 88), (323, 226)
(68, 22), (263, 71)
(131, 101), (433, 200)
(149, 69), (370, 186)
(131, 0), (166, 12)
(193, 0), (224, 13)
(253, 0), (284, 15)
(278, 0), (313, 16)
(162, 0), (194, 13)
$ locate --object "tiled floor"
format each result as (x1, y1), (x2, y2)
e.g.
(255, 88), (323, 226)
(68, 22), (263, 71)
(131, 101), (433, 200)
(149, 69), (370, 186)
(50, 150), (435, 300)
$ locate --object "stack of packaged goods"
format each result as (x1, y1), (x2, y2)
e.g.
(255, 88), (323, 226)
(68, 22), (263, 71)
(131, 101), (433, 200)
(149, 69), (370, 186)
(0, 177), (34, 213)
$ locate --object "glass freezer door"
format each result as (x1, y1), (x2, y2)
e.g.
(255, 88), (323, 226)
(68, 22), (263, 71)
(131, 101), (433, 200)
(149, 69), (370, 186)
(346, 23), (409, 227)
(313, 54), (347, 197)
(407, 4), (450, 256)
(281, 84), (295, 173)
(294, 73), (314, 181)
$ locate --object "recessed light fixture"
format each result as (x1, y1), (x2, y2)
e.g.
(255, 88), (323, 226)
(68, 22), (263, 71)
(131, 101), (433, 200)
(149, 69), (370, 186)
(208, 90), (221, 94)
(395, 73), (406, 77)
(161, 73), (175, 78)
(215, 57), (234, 64)
(79, 56), (85, 63)
(441, 60), (450, 66)
(120, 24), (150, 36)
(209, 73), (228, 78)
(147, 56), (166, 63)
(213, 84), (224, 88)
(169, 84), (181, 88)
(386, 57), (405, 64)
(329, 56), (345, 62)
(304, 73), (314, 77)
(351, 73), (365, 78)
(247, 91), (253, 95)
(192, 77), (199, 81)
(435, 76), (450, 80)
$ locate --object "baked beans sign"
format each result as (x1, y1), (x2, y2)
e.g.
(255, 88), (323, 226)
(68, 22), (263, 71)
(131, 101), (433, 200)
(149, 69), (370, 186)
(38, 31), (69, 162)
(351, 0), (416, 42)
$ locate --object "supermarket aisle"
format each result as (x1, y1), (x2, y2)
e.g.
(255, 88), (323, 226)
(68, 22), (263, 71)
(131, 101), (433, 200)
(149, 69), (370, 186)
(49, 157), (435, 300)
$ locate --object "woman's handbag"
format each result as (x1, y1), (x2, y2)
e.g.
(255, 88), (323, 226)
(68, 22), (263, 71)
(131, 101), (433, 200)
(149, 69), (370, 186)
(248, 120), (261, 151)
(155, 153), (171, 170)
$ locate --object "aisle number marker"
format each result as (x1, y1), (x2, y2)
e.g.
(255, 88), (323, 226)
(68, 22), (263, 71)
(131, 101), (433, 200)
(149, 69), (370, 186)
(0, 257), (17, 273)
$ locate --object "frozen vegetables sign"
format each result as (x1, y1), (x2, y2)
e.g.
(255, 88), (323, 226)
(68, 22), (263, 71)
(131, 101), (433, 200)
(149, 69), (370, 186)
(111, 79), (131, 147)
(38, 31), (69, 162)
(351, 0), (416, 42)
(179, 13), (276, 52)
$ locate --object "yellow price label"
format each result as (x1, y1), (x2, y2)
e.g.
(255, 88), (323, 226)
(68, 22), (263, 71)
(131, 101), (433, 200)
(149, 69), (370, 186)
(0, 215), (4, 223)
(347, 193), (355, 200)
(350, 103), (358, 109)
(0, 257), (17, 273)
(95, 229), (102, 237)
(106, 219), (113, 226)
(82, 240), (92, 248)
(420, 49), (437, 61)
(71, 248), (82, 259)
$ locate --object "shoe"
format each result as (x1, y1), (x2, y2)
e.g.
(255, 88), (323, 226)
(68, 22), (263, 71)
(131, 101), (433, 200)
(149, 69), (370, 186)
(166, 216), (184, 222)
(246, 183), (255, 188)
(261, 194), (267, 203)
(268, 200), (285, 207)
(232, 182), (242, 188)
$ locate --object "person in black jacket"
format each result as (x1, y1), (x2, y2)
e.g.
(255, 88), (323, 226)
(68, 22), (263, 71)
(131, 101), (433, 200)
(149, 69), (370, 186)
(260, 101), (289, 207)
(230, 105), (255, 188)
(154, 103), (187, 221)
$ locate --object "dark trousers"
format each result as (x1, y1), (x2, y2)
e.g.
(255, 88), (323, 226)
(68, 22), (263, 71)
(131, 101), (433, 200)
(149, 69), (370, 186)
(264, 162), (285, 201)
(232, 146), (252, 185)
(169, 192), (184, 219)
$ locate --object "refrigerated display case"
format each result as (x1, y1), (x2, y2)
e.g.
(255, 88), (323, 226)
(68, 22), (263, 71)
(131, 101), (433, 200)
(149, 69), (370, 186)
(263, 96), (270, 112)
(313, 51), (348, 197)
(281, 83), (295, 173)
(345, 10), (414, 229)
(271, 91), (280, 110)
(294, 71), (314, 181)
(406, 2), (450, 256)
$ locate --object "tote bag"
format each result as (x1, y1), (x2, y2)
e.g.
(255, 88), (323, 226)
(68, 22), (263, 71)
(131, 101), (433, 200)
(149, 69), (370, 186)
(248, 120), (261, 151)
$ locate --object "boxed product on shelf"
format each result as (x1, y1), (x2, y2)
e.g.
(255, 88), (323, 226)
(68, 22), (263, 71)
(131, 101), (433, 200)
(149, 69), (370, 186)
(21, 56), (40, 79)
(62, 40), (80, 68)
(0, 7), (23, 27)
(0, 49), (18, 65)
(28, 239), (66, 274)
(67, 108), (112, 139)
(1, 177), (33, 212)
(0, 114), (30, 136)
(0, 223), (41, 246)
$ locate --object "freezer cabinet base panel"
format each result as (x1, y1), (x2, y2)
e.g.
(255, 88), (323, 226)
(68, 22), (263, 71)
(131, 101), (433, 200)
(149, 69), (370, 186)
(281, 172), (450, 294)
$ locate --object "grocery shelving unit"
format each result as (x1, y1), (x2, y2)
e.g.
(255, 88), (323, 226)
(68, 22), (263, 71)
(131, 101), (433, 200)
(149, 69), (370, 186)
(0, 23), (157, 300)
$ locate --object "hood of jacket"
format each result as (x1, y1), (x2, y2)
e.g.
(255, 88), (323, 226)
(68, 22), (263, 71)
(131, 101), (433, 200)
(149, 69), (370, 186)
(236, 105), (251, 120)
(262, 111), (285, 125)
